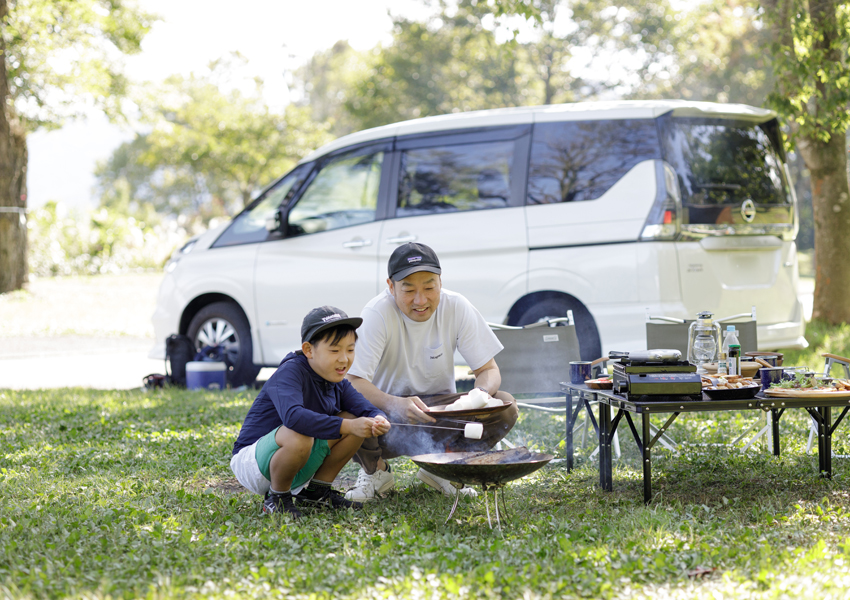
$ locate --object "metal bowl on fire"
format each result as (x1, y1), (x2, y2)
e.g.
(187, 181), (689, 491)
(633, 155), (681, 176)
(410, 447), (554, 487)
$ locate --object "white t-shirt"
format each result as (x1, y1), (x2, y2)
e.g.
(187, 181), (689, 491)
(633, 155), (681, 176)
(348, 288), (504, 397)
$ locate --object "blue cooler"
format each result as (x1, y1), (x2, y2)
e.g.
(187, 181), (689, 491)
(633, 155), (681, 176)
(186, 361), (227, 390)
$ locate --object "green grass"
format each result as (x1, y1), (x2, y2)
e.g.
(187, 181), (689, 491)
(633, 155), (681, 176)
(3, 383), (850, 599)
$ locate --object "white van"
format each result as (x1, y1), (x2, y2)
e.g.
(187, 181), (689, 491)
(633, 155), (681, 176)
(150, 100), (806, 386)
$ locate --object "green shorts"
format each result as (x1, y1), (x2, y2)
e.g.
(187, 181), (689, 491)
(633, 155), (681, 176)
(255, 428), (331, 490)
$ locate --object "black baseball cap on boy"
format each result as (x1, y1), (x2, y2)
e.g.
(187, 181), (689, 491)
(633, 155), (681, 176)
(387, 242), (442, 281)
(301, 306), (363, 343)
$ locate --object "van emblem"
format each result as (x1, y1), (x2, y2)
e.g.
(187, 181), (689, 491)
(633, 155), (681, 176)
(741, 199), (756, 223)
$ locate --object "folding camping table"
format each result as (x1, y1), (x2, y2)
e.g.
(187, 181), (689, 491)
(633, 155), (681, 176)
(561, 382), (850, 503)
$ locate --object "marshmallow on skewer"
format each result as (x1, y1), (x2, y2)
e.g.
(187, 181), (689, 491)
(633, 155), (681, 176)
(464, 422), (484, 439)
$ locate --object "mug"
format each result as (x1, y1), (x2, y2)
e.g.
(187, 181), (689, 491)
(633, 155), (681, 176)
(759, 367), (785, 391)
(570, 361), (593, 384)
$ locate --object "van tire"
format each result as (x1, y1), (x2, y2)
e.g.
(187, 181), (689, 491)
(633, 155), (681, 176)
(186, 302), (260, 388)
(515, 298), (602, 361)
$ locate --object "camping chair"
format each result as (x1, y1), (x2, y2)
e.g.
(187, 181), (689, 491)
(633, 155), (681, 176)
(489, 313), (619, 458)
(803, 353), (850, 454)
(645, 306), (765, 450)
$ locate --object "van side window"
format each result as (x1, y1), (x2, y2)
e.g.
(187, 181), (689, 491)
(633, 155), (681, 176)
(397, 140), (513, 217)
(212, 164), (310, 248)
(527, 119), (661, 204)
(287, 151), (384, 236)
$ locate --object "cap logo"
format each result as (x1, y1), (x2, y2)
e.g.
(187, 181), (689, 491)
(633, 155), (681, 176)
(321, 313), (341, 322)
(407, 256), (422, 263)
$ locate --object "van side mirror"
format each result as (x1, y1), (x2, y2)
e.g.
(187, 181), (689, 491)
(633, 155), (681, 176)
(265, 208), (287, 236)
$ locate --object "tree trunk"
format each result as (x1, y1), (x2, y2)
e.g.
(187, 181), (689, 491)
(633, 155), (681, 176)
(797, 130), (850, 324)
(0, 0), (29, 294)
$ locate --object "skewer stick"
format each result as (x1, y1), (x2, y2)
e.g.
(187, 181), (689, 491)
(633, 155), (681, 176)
(390, 423), (463, 432)
(390, 422), (484, 439)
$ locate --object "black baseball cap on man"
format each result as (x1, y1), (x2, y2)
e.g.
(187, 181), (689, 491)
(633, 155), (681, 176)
(301, 306), (363, 343)
(387, 242), (442, 281)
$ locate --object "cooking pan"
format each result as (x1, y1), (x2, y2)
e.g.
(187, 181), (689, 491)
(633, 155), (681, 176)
(411, 447), (554, 487)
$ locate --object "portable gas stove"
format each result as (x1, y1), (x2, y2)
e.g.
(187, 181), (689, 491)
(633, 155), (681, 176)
(609, 350), (703, 401)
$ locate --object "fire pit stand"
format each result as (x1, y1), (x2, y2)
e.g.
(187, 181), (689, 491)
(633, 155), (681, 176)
(411, 448), (554, 529)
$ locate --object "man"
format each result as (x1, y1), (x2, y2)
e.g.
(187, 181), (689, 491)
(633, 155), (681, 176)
(344, 242), (518, 501)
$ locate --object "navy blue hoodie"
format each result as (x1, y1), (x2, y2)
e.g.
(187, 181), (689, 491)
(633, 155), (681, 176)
(232, 351), (386, 456)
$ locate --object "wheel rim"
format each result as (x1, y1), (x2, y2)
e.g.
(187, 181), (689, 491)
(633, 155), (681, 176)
(195, 317), (240, 366)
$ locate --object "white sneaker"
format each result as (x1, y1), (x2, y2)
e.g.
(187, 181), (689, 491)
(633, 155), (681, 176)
(416, 469), (478, 498)
(344, 467), (395, 502)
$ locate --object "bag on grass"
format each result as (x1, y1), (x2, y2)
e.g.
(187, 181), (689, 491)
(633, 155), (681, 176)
(165, 334), (195, 386)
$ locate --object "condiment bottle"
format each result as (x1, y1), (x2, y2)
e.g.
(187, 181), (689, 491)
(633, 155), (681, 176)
(724, 326), (741, 376)
(718, 352), (728, 376)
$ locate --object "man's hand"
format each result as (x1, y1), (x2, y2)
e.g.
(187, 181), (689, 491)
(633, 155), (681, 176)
(395, 396), (436, 424)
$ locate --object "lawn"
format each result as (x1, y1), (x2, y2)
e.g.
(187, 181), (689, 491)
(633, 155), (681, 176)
(3, 375), (850, 599)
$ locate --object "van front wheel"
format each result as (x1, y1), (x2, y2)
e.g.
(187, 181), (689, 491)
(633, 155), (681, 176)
(515, 298), (601, 362)
(186, 302), (260, 388)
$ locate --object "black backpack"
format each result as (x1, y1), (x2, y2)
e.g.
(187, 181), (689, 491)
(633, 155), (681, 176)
(165, 334), (196, 386)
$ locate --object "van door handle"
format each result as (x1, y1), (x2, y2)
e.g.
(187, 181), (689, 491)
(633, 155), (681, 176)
(386, 234), (417, 244)
(342, 238), (372, 249)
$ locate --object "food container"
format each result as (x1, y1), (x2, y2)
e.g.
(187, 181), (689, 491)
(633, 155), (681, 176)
(745, 352), (784, 366)
(702, 361), (760, 378)
(186, 361), (227, 390)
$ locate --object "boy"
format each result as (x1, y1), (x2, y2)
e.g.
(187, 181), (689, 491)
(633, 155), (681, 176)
(230, 306), (391, 518)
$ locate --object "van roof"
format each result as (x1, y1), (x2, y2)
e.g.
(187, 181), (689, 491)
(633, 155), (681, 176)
(302, 100), (776, 163)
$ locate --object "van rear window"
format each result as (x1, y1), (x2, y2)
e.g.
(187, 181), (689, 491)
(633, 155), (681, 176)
(527, 119), (661, 204)
(660, 117), (793, 226)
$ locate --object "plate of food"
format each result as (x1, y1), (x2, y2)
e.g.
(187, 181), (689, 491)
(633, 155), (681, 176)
(702, 375), (760, 400)
(424, 388), (513, 417)
(585, 377), (613, 390)
(763, 374), (850, 399)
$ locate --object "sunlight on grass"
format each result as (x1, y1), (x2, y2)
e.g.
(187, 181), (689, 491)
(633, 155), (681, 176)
(2, 383), (850, 598)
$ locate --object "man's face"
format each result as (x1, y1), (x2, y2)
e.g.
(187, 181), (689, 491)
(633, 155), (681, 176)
(303, 331), (357, 383)
(388, 271), (442, 322)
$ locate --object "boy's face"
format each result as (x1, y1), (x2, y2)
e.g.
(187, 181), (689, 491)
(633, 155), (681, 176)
(302, 331), (357, 383)
(387, 271), (441, 322)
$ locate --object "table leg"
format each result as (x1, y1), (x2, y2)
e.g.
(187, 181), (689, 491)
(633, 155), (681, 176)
(821, 406), (832, 479)
(771, 408), (781, 456)
(566, 389), (576, 472)
(599, 402), (612, 492)
(816, 407), (827, 477)
(642, 412), (652, 504)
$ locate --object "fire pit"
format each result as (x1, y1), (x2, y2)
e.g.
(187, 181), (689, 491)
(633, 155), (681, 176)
(411, 447), (553, 529)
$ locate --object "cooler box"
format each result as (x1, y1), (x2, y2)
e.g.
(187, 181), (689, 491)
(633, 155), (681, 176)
(186, 361), (227, 390)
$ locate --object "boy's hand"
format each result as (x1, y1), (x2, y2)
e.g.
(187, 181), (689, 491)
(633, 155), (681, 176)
(396, 396), (436, 424)
(372, 415), (391, 437)
(347, 417), (390, 438)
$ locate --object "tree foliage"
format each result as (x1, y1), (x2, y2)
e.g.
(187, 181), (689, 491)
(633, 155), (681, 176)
(345, 13), (533, 129)
(296, 0), (773, 135)
(760, 0), (850, 324)
(3, 0), (155, 130)
(96, 57), (332, 223)
(295, 40), (372, 136)
(1, 0), (153, 293)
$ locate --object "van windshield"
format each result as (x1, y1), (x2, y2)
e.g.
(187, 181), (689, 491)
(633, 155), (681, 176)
(660, 117), (793, 228)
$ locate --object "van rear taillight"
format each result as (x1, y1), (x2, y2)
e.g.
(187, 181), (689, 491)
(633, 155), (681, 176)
(640, 161), (681, 241)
